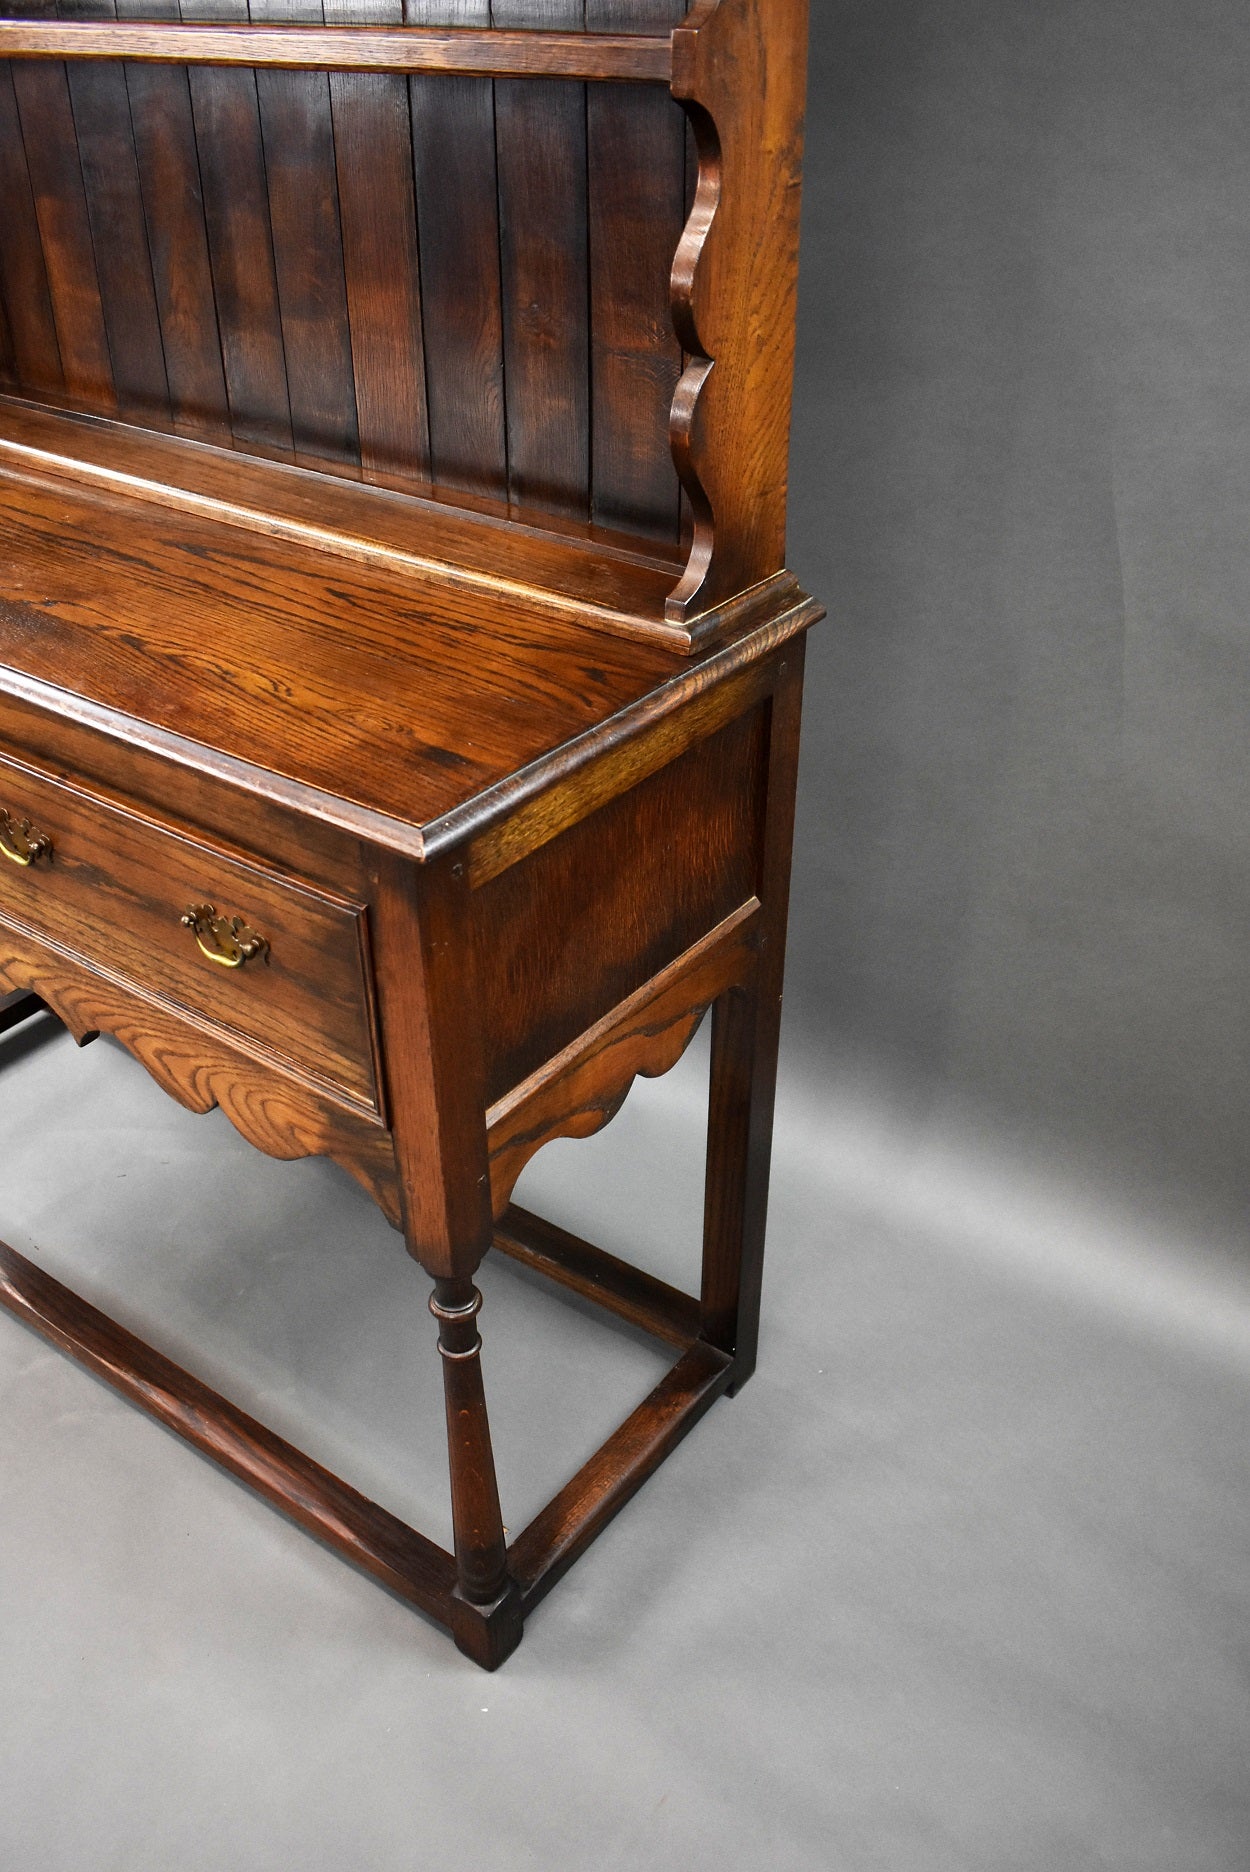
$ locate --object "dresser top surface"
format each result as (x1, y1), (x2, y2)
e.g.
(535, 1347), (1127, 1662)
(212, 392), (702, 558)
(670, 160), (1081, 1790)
(0, 466), (690, 835)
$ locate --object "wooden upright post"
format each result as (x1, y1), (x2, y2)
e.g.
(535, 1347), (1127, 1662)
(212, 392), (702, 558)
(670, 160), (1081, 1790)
(700, 643), (806, 1385)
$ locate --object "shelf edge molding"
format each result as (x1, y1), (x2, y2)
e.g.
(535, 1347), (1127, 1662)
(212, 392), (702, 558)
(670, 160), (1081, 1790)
(0, 21), (673, 81)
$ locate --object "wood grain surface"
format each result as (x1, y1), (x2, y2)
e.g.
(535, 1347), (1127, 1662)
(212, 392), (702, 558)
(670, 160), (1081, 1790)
(0, 747), (380, 1106)
(0, 930), (401, 1219)
(485, 899), (759, 1214)
(472, 703), (766, 1102)
(0, 20), (674, 77)
(0, 457), (816, 841)
(0, 0), (820, 1668)
(667, 0), (812, 622)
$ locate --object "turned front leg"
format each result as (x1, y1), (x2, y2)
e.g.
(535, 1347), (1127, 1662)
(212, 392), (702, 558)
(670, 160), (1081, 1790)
(429, 1278), (508, 1606)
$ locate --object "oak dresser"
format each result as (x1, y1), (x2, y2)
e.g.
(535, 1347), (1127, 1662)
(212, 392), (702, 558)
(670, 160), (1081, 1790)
(0, 0), (820, 1666)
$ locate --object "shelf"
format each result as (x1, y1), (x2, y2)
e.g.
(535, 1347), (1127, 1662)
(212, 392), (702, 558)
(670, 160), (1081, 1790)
(0, 453), (682, 845)
(0, 398), (686, 650)
(0, 20), (673, 80)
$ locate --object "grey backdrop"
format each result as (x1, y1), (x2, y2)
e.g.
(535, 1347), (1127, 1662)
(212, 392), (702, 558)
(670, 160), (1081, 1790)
(2, 5), (1249, 1869)
(787, 0), (1250, 1248)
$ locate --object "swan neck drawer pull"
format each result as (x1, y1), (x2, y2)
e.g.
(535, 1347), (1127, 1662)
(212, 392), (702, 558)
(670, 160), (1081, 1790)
(180, 902), (270, 970)
(0, 809), (52, 867)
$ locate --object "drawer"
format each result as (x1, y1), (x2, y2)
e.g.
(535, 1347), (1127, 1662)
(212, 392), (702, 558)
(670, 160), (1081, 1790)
(0, 752), (380, 1111)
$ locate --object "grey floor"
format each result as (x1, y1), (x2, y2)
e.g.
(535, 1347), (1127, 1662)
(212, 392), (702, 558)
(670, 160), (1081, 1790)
(2, 1008), (1248, 1870)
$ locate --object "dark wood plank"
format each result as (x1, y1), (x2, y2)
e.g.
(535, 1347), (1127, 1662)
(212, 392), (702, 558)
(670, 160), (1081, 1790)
(117, 0), (230, 440)
(253, 0), (359, 468)
(9, 0), (116, 412)
(0, 293), (14, 389)
(326, 0), (430, 483)
(508, 1339), (732, 1610)
(493, 1204), (700, 1349)
(493, 0), (589, 523)
(58, 0), (173, 429)
(407, 0), (507, 503)
(0, 1238), (458, 1619)
(180, 0), (293, 455)
(0, 69), (64, 396)
(0, 19), (676, 76)
(586, 0), (685, 541)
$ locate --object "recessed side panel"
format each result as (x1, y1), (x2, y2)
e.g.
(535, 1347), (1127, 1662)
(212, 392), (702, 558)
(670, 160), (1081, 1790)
(472, 699), (767, 1107)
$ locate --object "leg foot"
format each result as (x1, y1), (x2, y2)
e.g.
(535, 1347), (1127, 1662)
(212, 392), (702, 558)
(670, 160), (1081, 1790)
(449, 1580), (525, 1670)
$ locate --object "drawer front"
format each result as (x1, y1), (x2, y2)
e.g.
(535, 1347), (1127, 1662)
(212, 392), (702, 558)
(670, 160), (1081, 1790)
(0, 753), (379, 1110)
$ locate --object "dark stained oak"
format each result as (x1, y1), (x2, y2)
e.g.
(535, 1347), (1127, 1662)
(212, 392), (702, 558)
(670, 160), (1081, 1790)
(181, 0), (294, 457)
(507, 1338), (733, 1611)
(0, 930), (402, 1220)
(484, 900), (759, 1215)
(586, 0), (687, 541)
(408, 0), (507, 506)
(8, 3), (117, 414)
(493, 0), (590, 523)
(0, 19), (677, 77)
(493, 1204), (702, 1350)
(58, 0), (173, 430)
(0, 1238), (459, 1615)
(0, 0), (820, 1667)
(0, 397), (688, 643)
(0, 746), (381, 1108)
(118, 0), (232, 442)
(701, 640), (806, 1382)
(471, 709), (766, 1102)
(326, 0), (430, 482)
(668, 0), (812, 623)
(0, 454), (818, 843)
(252, 0), (359, 469)
(0, 68), (64, 399)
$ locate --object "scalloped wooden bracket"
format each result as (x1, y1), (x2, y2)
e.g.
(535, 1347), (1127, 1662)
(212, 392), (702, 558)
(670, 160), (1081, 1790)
(667, 0), (812, 629)
(0, 906), (764, 1244)
(0, 934), (403, 1227)
(485, 898), (760, 1219)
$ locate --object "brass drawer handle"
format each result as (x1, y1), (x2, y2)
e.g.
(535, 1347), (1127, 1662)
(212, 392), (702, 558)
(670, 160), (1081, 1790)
(181, 902), (270, 970)
(0, 808), (52, 867)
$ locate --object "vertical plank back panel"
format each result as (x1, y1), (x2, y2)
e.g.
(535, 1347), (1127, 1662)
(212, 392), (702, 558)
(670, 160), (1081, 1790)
(0, 0), (701, 564)
(8, 0), (116, 412)
(407, 0), (508, 504)
(0, 288), (14, 390)
(0, 65), (64, 397)
(586, 0), (686, 542)
(493, 0), (589, 523)
(179, 0), (293, 454)
(252, 0), (359, 467)
(326, 0), (430, 484)
(57, 0), (172, 428)
(115, 0), (229, 439)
